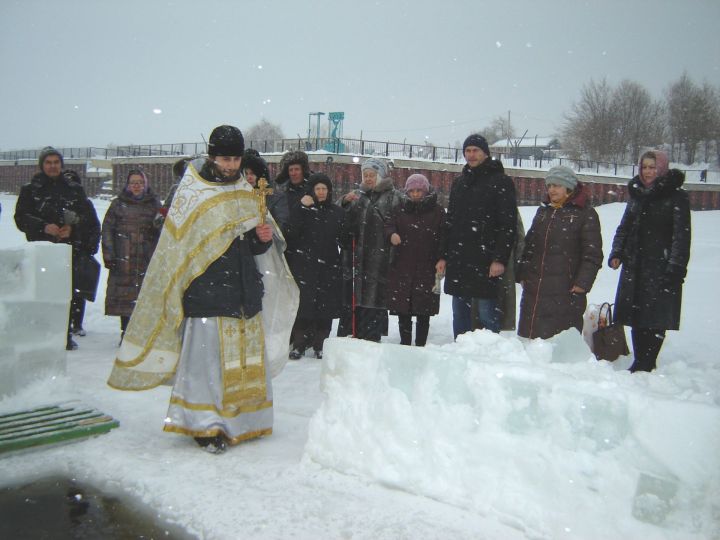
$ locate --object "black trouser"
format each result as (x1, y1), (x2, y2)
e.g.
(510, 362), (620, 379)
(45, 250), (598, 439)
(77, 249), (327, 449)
(630, 328), (666, 372)
(120, 315), (130, 335)
(66, 293), (85, 345)
(70, 295), (85, 330)
(291, 317), (333, 353)
(398, 314), (430, 346)
(354, 307), (387, 342)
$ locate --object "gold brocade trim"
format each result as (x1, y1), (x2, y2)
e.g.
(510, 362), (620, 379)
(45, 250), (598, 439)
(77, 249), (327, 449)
(107, 371), (175, 391)
(114, 221), (252, 370)
(167, 396), (273, 416)
(163, 424), (272, 444)
(165, 189), (256, 241)
(218, 316), (267, 410)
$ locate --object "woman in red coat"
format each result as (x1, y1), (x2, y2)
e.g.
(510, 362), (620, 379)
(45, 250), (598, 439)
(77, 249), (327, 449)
(385, 174), (446, 346)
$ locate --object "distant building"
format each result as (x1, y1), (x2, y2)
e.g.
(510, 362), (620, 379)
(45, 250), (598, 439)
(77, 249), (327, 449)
(490, 137), (560, 159)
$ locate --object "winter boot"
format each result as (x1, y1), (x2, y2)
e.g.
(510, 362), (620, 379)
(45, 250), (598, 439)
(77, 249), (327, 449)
(398, 315), (413, 346)
(194, 435), (227, 454)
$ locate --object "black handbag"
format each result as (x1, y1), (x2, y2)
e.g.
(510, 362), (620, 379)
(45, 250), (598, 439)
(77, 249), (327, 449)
(72, 253), (101, 302)
(592, 303), (629, 361)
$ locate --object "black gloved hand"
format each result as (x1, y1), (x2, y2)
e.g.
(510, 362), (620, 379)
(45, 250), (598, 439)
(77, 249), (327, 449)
(663, 263), (686, 287)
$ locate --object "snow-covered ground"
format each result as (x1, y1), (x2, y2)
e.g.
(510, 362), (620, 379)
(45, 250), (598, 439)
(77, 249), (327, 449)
(0, 192), (719, 539)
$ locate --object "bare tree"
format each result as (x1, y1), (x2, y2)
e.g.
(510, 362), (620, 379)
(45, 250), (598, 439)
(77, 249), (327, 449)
(562, 78), (616, 162)
(244, 119), (285, 144)
(698, 83), (720, 164)
(665, 74), (720, 164)
(612, 80), (665, 163)
(477, 115), (515, 147)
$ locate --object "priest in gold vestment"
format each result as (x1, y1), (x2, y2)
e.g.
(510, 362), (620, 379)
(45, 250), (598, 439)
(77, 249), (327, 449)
(108, 125), (299, 453)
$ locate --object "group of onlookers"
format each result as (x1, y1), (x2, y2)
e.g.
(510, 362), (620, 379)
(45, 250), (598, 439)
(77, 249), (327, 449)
(13, 135), (690, 375)
(11, 128), (690, 454)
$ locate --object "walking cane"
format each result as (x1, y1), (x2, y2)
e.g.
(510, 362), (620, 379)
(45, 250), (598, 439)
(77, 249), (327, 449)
(351, 236), (357, 338)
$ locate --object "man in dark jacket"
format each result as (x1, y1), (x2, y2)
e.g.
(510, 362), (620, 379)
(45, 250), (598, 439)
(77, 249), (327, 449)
(14, 146), (100, 351)
(275, 150), (310, 273)
(442, 134), (517, 337)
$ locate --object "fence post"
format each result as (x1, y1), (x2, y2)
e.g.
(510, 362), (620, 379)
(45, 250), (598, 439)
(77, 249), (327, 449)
(408, 144), (412, 159)
(432, 147), (436, 161)
(596, 161), (600, 174)
(361, 140), (365, 155)
(614, 162), (617, 175)
(385, 142), (389, 157)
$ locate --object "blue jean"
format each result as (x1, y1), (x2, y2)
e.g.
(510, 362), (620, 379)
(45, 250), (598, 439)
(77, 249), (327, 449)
(452, 296), (500, 338)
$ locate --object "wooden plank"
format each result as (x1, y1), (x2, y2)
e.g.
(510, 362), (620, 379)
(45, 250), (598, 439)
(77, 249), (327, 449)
(0, 408), (96, 432)
(0, 412), (106, 439)
(0, 404), (119, 455)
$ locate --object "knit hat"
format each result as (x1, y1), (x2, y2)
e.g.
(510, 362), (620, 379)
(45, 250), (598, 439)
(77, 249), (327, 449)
(361, 158), (388, 179)
(462, 134), (490, 156)
(545, 166), (578, 191)
(207, 125), (245, 156)
(638, 150), (669, 178)
(404, 173), (430, 194)
(309, 172), (333, 193)
(38, 146), (63, 168)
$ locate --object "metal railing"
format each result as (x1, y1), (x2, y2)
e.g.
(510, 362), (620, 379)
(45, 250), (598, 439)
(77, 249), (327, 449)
(8, 137), (714, 181)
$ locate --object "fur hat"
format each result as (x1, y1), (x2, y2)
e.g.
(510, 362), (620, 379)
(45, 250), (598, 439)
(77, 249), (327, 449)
(361, 158), (388, 179)
(38, 146), (63, 168)
(638, 150), (669, 178)
(404, 173), (430, 194)
(208, 125), (245, 157)
(242, 152), (270, 182)
(277, 150), (310, 183)
(462, 134), (490, 156)
(545, 166), (578, 191)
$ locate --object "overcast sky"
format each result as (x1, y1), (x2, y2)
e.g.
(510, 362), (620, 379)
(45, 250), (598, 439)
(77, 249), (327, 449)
(1, 0), (719, 150)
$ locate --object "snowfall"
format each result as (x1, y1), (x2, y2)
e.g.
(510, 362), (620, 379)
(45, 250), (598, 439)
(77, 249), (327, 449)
(0, 191), (719, 540)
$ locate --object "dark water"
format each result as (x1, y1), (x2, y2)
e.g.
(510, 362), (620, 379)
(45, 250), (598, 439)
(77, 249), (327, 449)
(0, 476), (194, 540)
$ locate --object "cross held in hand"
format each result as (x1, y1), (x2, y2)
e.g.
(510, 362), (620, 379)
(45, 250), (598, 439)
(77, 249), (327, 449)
(255, 177), (273, 225)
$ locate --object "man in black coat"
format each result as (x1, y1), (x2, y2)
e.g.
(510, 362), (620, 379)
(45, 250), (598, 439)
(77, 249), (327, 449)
(442, 134), (517, 338)
(275, 150), (310, 275)
(14, 147), (101, 350)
